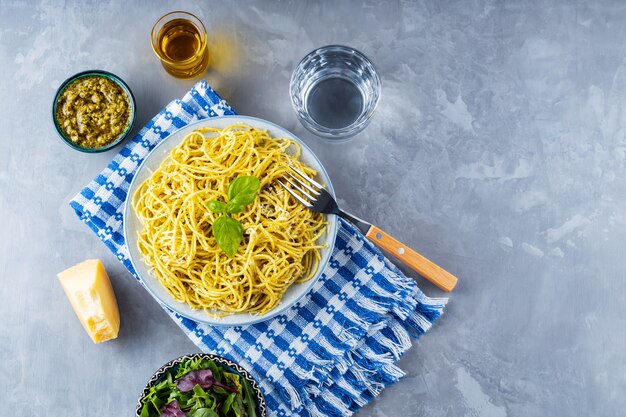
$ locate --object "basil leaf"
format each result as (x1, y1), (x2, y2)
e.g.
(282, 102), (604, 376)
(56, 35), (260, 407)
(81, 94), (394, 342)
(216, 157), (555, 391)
(227, 176), (260, 206)
(230, 194), (257, 206)
(212, 215), (243, 258)
(191, 408), (219, 417)
(206, 200), (227, 213)
(225, 202), (244, 214)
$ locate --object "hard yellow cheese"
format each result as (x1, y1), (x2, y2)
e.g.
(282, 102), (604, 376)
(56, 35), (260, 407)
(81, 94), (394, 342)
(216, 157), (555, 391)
(57, 259), (120, 343)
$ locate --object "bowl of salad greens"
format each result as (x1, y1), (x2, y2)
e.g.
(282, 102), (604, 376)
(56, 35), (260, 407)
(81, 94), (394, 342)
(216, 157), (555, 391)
(136, 353), (267, 417)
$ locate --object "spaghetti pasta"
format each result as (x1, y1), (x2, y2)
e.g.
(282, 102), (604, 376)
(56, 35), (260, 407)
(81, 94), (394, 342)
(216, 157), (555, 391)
(132, 124), (327, 315)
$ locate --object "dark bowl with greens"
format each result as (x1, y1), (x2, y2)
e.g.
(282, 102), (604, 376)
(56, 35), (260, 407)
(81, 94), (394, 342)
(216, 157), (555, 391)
(136, 353), (267, 417)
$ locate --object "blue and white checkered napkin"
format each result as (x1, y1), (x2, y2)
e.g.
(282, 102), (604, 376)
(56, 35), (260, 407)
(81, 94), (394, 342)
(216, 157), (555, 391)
(70, 80), (447, 417)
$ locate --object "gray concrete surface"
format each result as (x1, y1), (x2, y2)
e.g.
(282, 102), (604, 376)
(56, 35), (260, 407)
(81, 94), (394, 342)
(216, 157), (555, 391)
(1, 0), (625, 416)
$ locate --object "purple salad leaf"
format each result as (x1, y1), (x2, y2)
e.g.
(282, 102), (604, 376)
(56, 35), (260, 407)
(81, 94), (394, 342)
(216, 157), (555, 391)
(160, 400), (185, 417)
(177, 369), (238, 393)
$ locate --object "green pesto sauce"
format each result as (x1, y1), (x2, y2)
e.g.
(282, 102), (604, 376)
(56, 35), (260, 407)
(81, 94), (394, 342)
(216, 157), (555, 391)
(56, 76), (131, 148)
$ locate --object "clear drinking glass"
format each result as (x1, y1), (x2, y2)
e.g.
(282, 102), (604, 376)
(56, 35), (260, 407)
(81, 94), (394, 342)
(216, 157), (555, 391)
(290, 45), (381, 141)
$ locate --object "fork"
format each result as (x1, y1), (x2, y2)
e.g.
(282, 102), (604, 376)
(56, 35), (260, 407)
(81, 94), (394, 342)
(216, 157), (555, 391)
(279, 166), (458, 292)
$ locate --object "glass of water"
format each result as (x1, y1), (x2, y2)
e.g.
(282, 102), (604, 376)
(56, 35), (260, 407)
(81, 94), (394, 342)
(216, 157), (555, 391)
(290, 45), (381, 141)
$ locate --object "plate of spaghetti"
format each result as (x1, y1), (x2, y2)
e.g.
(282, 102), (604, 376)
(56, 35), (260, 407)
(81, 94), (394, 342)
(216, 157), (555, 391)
(124, 115), (337, 326)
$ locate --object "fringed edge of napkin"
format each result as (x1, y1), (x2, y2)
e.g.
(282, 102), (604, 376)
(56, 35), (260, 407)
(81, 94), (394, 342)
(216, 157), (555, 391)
(266, 220), (448, 417)
(304, 296), (446, 417)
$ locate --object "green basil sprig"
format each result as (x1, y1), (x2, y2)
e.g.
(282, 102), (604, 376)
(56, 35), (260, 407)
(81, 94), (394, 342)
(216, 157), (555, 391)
(211, 216), (244, 259)
(206, 176), (260, 258)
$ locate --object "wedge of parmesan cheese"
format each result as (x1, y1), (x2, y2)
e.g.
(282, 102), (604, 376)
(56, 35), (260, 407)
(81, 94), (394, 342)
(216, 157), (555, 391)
(57, 259), (120, 343)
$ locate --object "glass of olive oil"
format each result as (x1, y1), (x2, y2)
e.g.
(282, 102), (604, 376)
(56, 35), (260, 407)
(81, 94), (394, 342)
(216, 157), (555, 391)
(151, 11), (210, 78)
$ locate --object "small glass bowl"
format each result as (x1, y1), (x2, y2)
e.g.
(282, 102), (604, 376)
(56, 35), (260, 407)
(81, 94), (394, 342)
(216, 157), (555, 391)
(290, 45), (381, 142)
(52, 70), (136, 153)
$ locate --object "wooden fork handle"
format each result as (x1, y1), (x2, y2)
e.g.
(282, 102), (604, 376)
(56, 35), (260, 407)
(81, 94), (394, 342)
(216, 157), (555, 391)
(365, 225), (458, 292)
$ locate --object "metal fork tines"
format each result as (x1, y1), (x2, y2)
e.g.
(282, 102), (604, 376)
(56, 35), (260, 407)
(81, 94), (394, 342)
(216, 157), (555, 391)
(278, 166), (372, 234)
(278, 165), (459, 292)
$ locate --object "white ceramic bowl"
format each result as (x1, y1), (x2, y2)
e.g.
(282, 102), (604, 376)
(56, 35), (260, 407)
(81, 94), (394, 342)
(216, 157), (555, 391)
(124, 115), (337, 326)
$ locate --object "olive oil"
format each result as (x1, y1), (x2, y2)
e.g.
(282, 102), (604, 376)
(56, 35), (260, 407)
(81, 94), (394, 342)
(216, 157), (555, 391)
(152, 13), (209, 78)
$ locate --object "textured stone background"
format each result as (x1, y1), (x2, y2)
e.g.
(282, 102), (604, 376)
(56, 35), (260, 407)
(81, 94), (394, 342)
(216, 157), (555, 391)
(1, 1), (625, 416)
